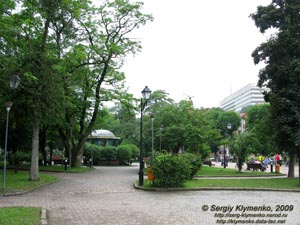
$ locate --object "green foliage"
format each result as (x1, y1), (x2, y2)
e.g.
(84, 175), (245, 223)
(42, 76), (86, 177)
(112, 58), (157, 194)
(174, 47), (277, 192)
(251, 1), (300, 160)
(0, 0), (153, 169)
(130, 144), (139, 159)
(10, 151), (31, 163)
(10, 151), (31, 173)
(142, 97), (223, 154)
(84, 143), (102, 165)
(117, 145), (132, 164)
(181, 153), (202, 179)
(217, 111), (240, 136)
(246, 104), (273, 155)
(84, 143), (138, 165)
(204, 108), (239, 152)
(197, 143), (210, 160)
(233, 133), (261, 172)
(120, 144), (139, 159)
(151, 152), (191, 187)
(101, 146), (117, 160)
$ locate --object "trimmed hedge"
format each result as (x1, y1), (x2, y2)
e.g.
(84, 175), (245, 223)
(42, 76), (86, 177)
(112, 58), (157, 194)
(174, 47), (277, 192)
(84, 143), (102, 164)
(84, 143), (139, 165)
(117, 145), (132, 164)
(151, 152), (202, 188)
(151, 152), (191, 188)
(101, 146), (117, 160)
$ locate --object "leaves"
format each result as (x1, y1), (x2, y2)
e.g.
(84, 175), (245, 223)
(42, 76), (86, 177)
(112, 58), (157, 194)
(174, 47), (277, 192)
(251, 0), (300, 151)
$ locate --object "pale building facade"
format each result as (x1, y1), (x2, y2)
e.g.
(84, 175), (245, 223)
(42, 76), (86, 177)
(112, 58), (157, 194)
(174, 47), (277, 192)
(220, 83), (267, 112)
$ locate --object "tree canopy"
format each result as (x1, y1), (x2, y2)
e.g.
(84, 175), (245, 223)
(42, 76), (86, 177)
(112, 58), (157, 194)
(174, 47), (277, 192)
(0, 0), (153, 178)
(251, 0), (300, 177)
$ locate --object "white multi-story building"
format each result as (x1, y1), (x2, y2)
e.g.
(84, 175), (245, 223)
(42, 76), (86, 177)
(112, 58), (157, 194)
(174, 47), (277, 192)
(220, 83), (267, 112)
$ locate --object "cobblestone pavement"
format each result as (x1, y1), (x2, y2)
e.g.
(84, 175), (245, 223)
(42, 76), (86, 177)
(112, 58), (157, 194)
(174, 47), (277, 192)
(0, 164), (300, 225)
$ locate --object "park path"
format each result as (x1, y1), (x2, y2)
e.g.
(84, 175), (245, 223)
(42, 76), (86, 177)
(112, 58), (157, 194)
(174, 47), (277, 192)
(0, 164), (300, 225)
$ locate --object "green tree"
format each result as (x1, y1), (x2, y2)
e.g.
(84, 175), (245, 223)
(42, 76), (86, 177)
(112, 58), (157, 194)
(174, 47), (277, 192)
(141, 95), (220, 159)
(0, 0), (67, 180)
(251, 0), (300, 177)
(60, 0), (153, 166)
(246, 104), (273, 155)
(233, 132), (261, 172)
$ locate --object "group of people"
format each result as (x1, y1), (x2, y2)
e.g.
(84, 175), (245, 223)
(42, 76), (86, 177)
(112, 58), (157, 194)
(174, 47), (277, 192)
(261, 153), (282, 168)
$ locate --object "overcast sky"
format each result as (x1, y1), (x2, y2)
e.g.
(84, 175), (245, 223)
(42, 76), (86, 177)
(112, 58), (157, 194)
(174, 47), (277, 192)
(117, 0), (272, 108)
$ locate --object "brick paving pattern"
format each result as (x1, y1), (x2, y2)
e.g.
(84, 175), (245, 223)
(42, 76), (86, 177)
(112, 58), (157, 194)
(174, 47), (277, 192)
(0, 164), (300, 225)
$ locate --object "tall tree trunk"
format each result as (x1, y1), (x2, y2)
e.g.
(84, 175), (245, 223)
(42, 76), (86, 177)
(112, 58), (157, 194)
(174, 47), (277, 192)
(49, 141), (53, 166)
(287, 150), (295, 178)
(74, 129), (91, 166)
(30, 120), (40, 181)
(39, 126), (47, 166)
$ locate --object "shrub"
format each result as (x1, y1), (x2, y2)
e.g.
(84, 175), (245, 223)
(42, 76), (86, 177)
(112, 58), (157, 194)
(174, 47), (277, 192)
(10, 151), (31, 173)
(101, 146), (117, 160)
(151, 152), (191, 188)
(181, 153), (202, 179)
(117, 145), (132, 164)
(125, 144), (139, 160)
(84, 143), (102, 165)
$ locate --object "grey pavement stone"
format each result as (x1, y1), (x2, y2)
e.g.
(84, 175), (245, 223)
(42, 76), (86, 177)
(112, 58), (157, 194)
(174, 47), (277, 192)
(0, 164), (300, 225)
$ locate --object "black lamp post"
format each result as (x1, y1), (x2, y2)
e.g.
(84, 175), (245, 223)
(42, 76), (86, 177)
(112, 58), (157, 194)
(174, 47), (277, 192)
(223, 122), (232, 169)
(139, 86), (151, 186)
(2, 102), (13, 194)
(299, 146), (300, 187)
(159, 127), (162, 152)
(2, 75), (19, 194)
(9, 74), (20, 89)
(150, 113), (154, 159)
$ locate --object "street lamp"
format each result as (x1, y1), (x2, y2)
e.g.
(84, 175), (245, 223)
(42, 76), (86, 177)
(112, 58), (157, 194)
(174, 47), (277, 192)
(159, 127), (163, 152)
(299, 146), (300, 187)
(9, 74), (20, 89)
(2, 102), (13, 194)
(2, 75), (19, 194)
(139, 86), (151, 186)
(150, 113), (154, 159)
(223, 123), (232, 169)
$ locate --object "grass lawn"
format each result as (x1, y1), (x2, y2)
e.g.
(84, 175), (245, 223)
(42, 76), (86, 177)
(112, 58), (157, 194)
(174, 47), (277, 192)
(142, 165), (300, 190)
(184, 178), (300, 190)
(39, 165), (94, 173)
(3, 164), (94, 173)
(0, 165), (93, 195)
(0, 170), (57, 194)
(196, 165), (283, 177)
(143, 177), (300, 190)
(0, 207), (41, 225)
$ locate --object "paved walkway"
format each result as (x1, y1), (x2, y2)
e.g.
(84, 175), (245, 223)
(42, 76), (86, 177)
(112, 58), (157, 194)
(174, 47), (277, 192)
(1, 164), (300, 225)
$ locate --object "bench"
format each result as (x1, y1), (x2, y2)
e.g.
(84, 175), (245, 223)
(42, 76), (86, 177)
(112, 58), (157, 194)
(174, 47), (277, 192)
(246, 163), (266, 172)
(204, 160), (215, 167)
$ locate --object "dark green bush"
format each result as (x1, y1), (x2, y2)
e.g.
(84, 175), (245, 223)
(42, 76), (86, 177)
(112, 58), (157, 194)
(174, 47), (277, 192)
(117, 145), (132, 164)
(84, 143), (102, 164)
(13, 151), (31, 162)
(126, 144), (139, 160)
(10, 151), (31, 173)
(181, 153), (202, 179)
(101, 146), (117, 160)
(151, 152), (191, 188)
